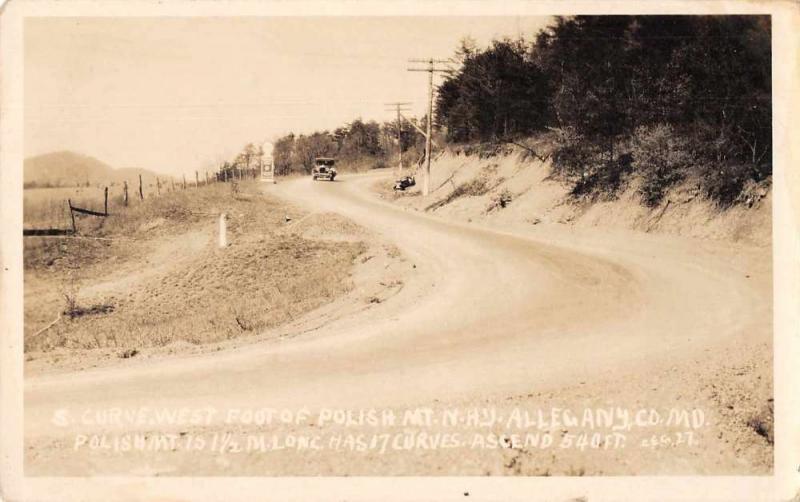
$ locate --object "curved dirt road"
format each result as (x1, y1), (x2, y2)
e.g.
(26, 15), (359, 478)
(24, 171), (771, 475)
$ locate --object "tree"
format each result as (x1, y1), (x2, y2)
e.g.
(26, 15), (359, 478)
(273, 133), (295, 175)
(436, 38), (550, 142)
(338, 119), (384, 159)
(293, 132), (337, 173)
(533, 15), (770, 201)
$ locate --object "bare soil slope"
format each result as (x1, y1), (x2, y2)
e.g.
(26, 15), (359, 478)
(382, 148), (770, 246)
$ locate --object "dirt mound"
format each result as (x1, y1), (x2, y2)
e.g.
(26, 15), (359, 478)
(283, 211), (370, 242)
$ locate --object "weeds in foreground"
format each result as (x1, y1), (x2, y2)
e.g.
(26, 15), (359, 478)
(747, 401), (774, 445)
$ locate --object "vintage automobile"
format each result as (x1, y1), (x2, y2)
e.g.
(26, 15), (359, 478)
(393, 175), (416, 191)
(312, 157), (337, 181)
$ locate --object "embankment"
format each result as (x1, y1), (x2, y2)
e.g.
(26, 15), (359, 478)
(383, 147), (770, 246)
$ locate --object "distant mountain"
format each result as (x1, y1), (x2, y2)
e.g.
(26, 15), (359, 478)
(24, 151), (171, 188)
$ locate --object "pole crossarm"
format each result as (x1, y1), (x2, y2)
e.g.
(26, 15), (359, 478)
(408, 58), (451, 64)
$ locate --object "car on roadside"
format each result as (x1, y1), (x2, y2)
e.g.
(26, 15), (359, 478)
(312, 157), (337, 181)
(393, 175), (416, 191)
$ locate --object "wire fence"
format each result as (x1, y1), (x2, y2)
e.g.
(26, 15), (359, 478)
(23, 168), (260, 236)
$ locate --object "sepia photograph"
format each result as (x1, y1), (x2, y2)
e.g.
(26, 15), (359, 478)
(1, 1), (799, 500)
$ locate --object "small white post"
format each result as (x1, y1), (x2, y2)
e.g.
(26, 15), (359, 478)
(218, 213), (227, 248)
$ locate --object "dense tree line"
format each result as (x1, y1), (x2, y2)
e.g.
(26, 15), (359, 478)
(272, 118), (424, 176)
(436, 16), (771, 205)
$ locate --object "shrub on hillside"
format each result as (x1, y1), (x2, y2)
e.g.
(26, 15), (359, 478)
(551, 127), (633, 200)
(486, 188), (513, 212)
(426, 175), (492, 211)
(698, 162), (764, 207)
(550, 127), (592, 179)
(567, 153), (633, 200)
(455, 177), (490, 198)
(630, 124), (693, 207)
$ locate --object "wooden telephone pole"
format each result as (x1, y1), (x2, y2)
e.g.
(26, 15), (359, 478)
(408, 58), (450, 196)
(384, 102), (412, 176)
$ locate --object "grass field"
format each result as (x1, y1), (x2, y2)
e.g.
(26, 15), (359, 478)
(24, 180), (366, 359)
(23, 181), (171, 229)
(24, 186), (105, 229)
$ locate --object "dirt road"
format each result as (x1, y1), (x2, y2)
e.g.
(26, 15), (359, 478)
(24, 171), (772, 475)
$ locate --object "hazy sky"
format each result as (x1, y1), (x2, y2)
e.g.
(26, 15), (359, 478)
(25, 16), (551, 176)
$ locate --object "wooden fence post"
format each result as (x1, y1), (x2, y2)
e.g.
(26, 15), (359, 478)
(68, 199), (76, 233)
(104, 187), (108, 216)
(138, 174), (144, 200)
(123, 181), (129, 206)
(205, 171), (209, 185)
(182, 174), (186, 189)
(156, 177), (161, 196)
(195, 171), (199, 188)
(171, 179), (175, 191)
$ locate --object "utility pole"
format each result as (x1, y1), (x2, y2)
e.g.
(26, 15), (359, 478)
(408, 58), (450, 196)
(384, 102), (411, 176)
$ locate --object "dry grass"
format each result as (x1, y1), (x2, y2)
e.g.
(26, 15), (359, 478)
(23, 182), (167, 229)
(26, 236), (364, 351)
(24, 186), (103, 229)
(426, 176), (493, 211)
(24, 180), (367, 353)
(23, 181), (280, 270)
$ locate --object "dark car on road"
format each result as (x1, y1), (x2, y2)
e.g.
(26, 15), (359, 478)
(312, 158), (337, 181)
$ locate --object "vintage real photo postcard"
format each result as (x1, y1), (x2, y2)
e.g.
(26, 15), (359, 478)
(1, 0), (799, 501)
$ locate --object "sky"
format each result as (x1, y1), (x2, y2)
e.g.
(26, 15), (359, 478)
(24, 16), (552, 177)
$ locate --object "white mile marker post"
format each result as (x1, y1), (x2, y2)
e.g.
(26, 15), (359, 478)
(218, 213), (227, 248)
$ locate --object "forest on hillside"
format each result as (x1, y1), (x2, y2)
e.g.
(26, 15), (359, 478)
(256, 15), (771, 207)
(436, 15), (771, 206)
